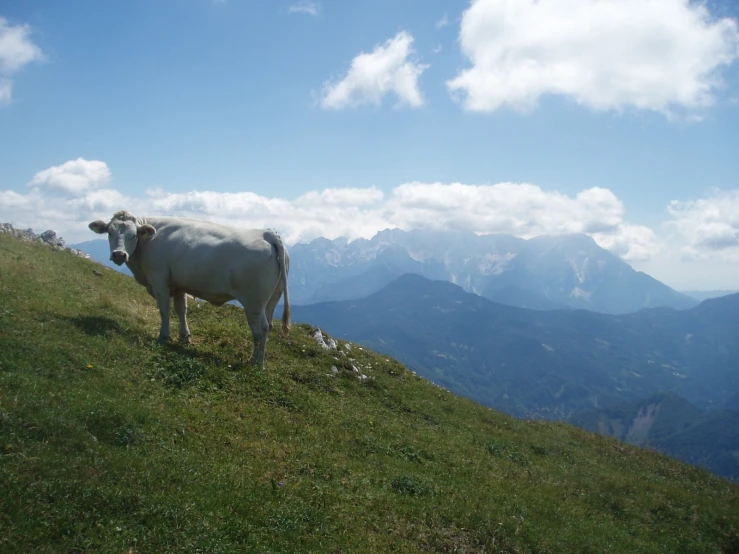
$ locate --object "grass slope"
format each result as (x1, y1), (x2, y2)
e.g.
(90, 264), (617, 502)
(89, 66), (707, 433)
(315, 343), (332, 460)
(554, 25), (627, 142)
(1, 234), (738, 554)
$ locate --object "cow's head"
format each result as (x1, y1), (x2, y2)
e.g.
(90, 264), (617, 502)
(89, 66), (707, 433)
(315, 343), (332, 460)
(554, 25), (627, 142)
(88, 211), (156, 266)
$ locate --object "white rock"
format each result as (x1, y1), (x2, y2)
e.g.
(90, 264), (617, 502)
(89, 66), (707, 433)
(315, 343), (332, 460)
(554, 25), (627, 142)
(310, 329), (329, 349)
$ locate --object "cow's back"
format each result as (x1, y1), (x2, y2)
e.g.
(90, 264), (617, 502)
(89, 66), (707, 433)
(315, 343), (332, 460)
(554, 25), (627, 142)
(136, 218), (281, 305)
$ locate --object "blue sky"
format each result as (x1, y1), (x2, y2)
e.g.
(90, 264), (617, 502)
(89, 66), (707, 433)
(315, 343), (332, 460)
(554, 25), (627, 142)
(1, 0), (738, 289)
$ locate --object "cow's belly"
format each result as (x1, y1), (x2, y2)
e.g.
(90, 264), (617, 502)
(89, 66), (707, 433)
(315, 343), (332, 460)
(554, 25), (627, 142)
(171, 286), (234, 306)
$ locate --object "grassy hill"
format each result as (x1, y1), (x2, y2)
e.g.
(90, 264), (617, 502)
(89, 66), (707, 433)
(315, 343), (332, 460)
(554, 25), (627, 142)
(1, 233), (739, 553)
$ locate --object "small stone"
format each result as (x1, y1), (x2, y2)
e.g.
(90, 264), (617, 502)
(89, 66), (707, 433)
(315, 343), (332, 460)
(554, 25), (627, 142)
(310, 329), (330, 349)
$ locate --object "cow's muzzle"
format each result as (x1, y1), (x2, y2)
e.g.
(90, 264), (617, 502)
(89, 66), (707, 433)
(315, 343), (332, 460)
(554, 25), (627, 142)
(111, 250), (128, 265)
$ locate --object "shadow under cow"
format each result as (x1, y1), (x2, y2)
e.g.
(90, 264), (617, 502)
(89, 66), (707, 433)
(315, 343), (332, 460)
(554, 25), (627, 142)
(67, 315), (128, 338)
(65, 314), (254, 370)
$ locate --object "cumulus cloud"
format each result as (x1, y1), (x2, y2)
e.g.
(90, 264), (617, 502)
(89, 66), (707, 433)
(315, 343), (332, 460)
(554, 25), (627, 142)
(320, 31), (428, 109)
(627, 189), (739, 289)
(591, 224), (659, 262)
(296, 186), (383, 206)
(29, 158), (112, 195)
(1, 159), (658, 263)
(288, 1), (320, 16)
(666, 189), (739, 261)
(0, 16), (44, 107)
(379, 182), (657, 261)
(447, 0), (739, 115)
(5, 160), (738, 289)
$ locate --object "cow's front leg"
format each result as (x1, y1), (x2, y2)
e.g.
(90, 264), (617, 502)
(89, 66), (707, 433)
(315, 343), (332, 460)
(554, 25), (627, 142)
(173, 292), (191, 344)
(151, 286), (172, 343)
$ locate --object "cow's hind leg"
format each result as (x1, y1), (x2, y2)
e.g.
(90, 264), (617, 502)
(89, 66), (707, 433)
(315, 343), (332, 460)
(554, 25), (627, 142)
(243, 306), (269, 368)
(173, 292), (191, 344)
(265, 282), (283, 332)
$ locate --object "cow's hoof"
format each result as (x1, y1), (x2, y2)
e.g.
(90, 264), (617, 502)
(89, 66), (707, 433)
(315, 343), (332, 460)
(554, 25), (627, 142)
(157, 336), (171, 344)
(180, 334), (191, 344)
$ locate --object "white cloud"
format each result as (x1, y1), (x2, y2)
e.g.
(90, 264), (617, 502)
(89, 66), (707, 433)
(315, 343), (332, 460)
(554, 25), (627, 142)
(628, 189), (739, 290)
(68, 188), (127, 212)
(447, 0), (739, 115)
(295, 186), (383, 206)
(320, 31), (428, 109)
(7, 159), (739, 288)
(380, 182), (657, 260)
(665, 189), (739, 261)
(288, 1), (320, 16)
(0, 16), (44, 107)
(0, 189), (34, 210)
(29, 158), (112, 195)
(435, 14), (449, 29)
(591, 224), (658, 262)
(0, 160), (653, 258)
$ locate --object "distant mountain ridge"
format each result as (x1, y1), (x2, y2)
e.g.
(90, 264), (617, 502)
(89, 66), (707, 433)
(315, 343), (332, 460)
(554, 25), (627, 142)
(288, 229), (697, 314)
(682, 290), (739, 301)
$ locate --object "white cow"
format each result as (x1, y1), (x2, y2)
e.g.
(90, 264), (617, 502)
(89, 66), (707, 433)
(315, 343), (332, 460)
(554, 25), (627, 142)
(89, 211), (290, 367)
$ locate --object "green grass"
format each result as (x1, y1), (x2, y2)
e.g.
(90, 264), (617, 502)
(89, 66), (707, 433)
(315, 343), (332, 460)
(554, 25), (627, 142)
(1, 233), (738, 553)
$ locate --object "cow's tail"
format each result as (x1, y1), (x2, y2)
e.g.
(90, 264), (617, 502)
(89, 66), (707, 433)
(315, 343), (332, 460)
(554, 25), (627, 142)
(265, 230), (291, 335)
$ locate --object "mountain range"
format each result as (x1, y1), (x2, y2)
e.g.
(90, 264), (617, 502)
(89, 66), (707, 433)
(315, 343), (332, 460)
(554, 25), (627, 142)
(287, 229), (698, 313)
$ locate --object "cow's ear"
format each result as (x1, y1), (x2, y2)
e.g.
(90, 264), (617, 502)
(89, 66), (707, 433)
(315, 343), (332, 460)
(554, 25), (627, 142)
(89, 220), (108, 234)
(137, 224), (156, 240)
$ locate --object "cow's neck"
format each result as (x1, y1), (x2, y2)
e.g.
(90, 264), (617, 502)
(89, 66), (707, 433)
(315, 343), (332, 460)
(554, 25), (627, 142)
(125, 253), (148, 287)
(126, 237), (149, 286)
